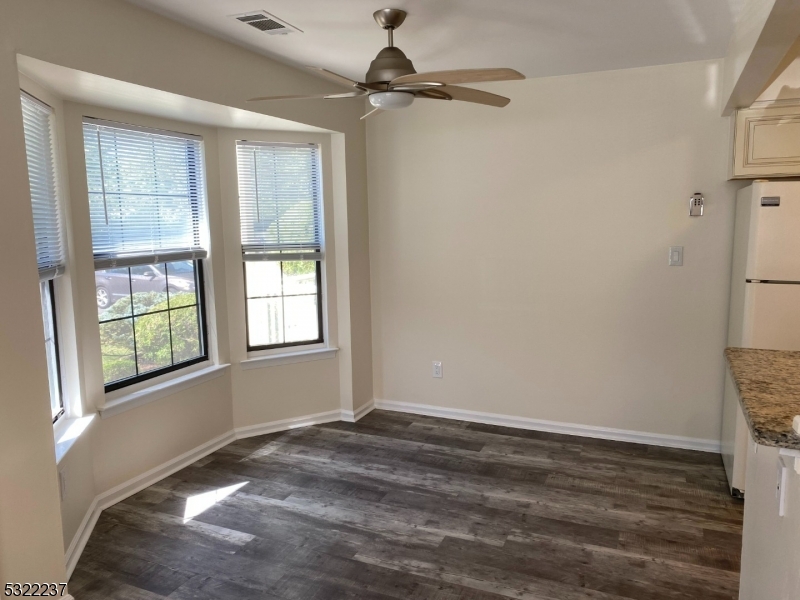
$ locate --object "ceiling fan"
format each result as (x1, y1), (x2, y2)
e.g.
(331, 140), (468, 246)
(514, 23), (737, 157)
(248, 8), (525, 119)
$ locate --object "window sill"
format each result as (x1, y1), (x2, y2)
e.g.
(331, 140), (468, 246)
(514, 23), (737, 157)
(241, 347), (338, 370)
(54, 415), (96, 464)
(99, 363), (230, 419)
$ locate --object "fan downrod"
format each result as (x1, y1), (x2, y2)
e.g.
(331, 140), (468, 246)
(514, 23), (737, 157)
(373, 9), (407, 31)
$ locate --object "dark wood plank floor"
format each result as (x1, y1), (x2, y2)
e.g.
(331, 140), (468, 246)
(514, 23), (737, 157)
(69, 410), (743, 599)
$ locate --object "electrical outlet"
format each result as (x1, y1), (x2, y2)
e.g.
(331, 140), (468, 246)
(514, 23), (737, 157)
(58, 469), (67, 502)
(432, 361), (442, 378)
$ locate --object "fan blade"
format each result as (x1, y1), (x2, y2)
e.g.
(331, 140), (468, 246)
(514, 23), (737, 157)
(391, 68), (524, 87)
(247, 91), (366, 102)
(326, 91), (369, 99)
(307, 67), (362, 88)
(389, 82), (446, 92)
(361, 107), (384, 120)
(248, 94), (324, 102)
(417, 85), (510, 107)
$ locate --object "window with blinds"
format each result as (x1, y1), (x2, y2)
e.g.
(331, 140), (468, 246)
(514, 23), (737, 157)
(236, 142), (323, 261)
(21, 91), (65, 422)
(236, 142), (324, 350)
(82, 118), (208, 269)
(21, 92), (65, 281)
(83, 119), (209, 389)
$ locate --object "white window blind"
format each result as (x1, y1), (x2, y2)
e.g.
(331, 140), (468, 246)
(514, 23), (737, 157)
(21, 92), (65, 281)
(83, 118), (208, 269)
(236, 141), (323, 261)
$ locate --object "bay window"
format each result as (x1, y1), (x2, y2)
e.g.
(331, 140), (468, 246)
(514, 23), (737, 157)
(82, 119), (209, 390)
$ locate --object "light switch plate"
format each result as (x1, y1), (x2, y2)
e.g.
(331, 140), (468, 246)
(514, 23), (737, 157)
(432, 361), (442, 378)
(668, 246), (683, 266)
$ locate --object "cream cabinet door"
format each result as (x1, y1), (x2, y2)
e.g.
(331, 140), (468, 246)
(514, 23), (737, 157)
(732, 104), (800, 178)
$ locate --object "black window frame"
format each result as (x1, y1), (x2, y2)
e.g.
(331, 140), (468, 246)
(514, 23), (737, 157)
(42, 279), (65, 424)
(102, 259), (209, 393)
(244, 257), (324, 352)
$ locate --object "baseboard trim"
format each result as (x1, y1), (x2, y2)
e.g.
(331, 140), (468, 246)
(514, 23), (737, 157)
(234, 409), (343, 439)
(341, 400), (375, 423)
(64, 496), (98, 580)
(373, 399), (720, 454)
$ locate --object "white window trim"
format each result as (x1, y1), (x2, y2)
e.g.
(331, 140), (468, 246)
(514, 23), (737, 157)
(104, 358), (209, 401)
(99, 363), (230, 419)
(241, 347), (338, 370)
(247, 340), (326, 358)
(238, 141), (327, 353)
(52, 274), (74, 427)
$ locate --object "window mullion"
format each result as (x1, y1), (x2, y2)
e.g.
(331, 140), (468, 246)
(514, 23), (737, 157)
(127, 268), (139, 377)
(165, 264), (174, 366)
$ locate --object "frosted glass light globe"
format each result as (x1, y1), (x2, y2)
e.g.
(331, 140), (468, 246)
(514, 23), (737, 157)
(368, 91), (414, 110)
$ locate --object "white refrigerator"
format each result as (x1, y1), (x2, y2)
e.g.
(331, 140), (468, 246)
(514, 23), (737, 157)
(722, 180), (800, 497)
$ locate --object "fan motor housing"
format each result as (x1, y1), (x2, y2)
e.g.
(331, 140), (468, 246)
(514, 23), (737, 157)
(365, 47), (416, 84)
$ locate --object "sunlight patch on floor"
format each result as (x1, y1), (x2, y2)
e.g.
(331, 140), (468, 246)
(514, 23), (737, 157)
(183, 482), (248, 523)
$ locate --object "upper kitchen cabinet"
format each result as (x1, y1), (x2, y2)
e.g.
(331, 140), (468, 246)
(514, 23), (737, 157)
(731, 37), (800, 179)
(732, 103), (800, 178)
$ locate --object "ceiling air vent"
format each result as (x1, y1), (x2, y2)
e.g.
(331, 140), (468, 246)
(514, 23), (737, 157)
(232, 11), (302, 35)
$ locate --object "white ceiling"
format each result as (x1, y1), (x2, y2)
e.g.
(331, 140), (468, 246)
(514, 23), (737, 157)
(125, 0), (741, 87)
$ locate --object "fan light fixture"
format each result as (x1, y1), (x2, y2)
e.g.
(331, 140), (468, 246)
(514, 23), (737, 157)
(368, 91), (414, 110)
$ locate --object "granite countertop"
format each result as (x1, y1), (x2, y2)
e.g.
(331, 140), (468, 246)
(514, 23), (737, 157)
(725, 347), (800, 451)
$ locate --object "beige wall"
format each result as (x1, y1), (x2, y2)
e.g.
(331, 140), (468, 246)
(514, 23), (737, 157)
(368, 59), (741, 443)
(56, 422), (98, 562)
(93, 375), (234, 492)
(0, 0), (372, 581)
(0, 48), (67, 585)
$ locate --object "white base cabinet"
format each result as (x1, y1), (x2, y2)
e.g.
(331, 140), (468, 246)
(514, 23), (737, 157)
(738, 441), (800, 600)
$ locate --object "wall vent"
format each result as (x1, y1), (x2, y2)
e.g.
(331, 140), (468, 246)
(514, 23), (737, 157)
(232, 11), (302, 35)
